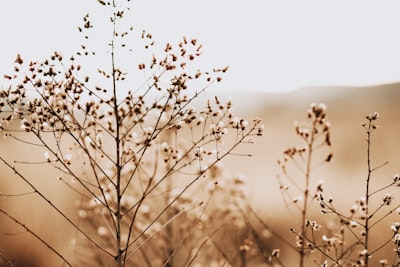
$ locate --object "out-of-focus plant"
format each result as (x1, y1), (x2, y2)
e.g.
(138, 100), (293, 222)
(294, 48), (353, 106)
(316, 113), (400, 266)
(0, 0), (263, 266)
(267, 104), (400, 266)
(274, 103), (333, 267)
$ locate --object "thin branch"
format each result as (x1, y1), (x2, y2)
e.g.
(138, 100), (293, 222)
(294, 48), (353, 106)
(0, 156), (113, 258)
(0, 191), (36, 197)
(184, 226), (221, 267)
(0, 208), (73, 267)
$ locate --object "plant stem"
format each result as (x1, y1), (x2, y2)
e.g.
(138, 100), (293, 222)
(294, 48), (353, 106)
(0, 209), (73, 267)
(164, 133), (175, 267)
(299, 120), (317, 267)
(364, 119), (373, 266)
(110, 1), (123, 266)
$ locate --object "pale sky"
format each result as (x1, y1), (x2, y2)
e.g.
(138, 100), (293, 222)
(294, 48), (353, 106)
(1, 1), (400, 93)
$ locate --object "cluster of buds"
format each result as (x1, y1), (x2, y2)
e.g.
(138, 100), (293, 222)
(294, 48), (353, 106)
(300, 103), (332, 146)
(209, 121), (228, 141)
(366, 112), (379, 121)
(362, 112), (379, 131)
(382, 193), (394, 206)
(349, 196), (368, 220)
(306, 219), (322, 231)
(308, 103), (326, 120)
(161, 142), (182, 163)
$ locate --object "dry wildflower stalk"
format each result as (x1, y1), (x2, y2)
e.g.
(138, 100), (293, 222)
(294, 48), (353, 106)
(0, 0), (263, 266)
(274, 108), (400, 266)
(316, 113), (400, 266)
(276, 103), (333, 267)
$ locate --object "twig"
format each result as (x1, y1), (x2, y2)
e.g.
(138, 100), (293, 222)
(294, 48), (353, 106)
(0, 209), (72, 267)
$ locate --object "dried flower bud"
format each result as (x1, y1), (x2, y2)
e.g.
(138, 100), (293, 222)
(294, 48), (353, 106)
(15, 54), (23, 65)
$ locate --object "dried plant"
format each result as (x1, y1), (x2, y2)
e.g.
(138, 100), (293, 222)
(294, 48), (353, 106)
(0, 1), (263, 266)
(273, 103), (333, 266)
(316, 112), (400, 266)
(268, 104), (400, 267)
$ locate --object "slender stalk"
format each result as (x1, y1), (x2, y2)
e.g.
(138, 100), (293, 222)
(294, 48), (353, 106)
(0, 209), (72, 266)
(299, 120), (317, 267)
(0, 156), (112, 258)
(164, 133), (175, 267)
(110, 1), (123, 266)
(0, 252), (16, 267)
(364, 118), (373, 266)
